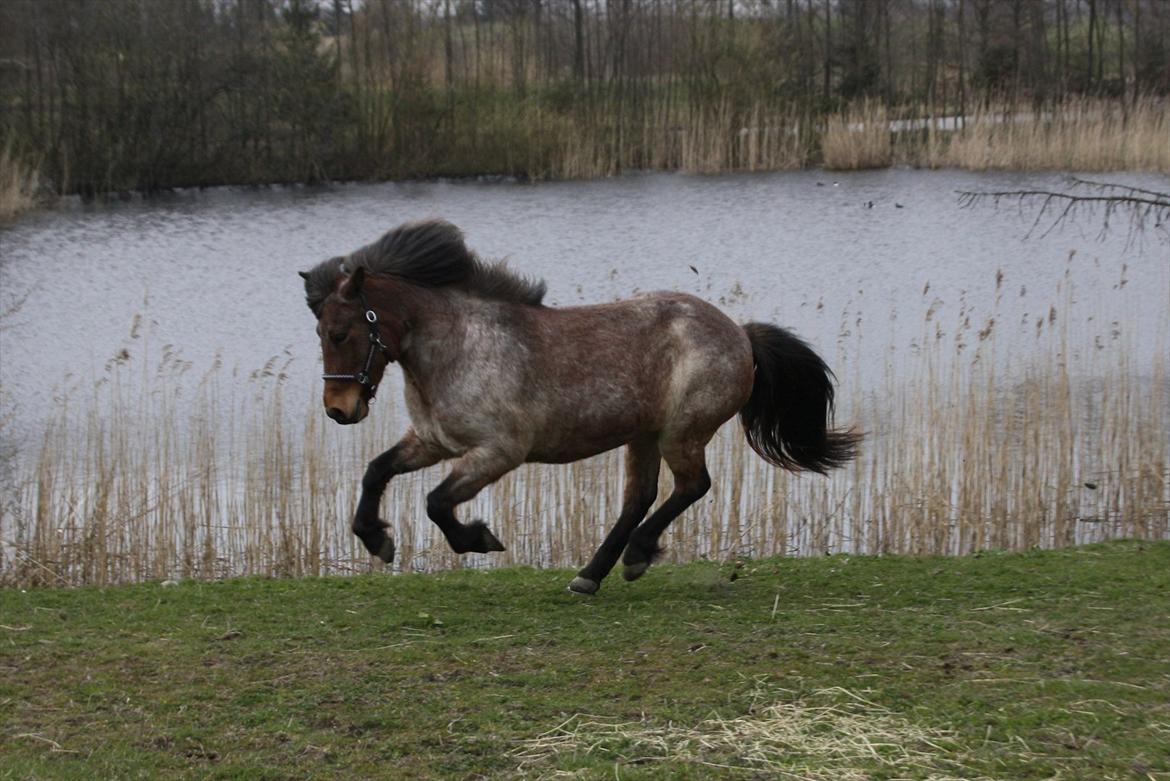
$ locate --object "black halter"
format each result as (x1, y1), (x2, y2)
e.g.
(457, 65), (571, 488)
(321, 293), (394, 401)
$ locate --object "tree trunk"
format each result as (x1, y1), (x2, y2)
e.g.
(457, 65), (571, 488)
(573, 0), (586, 81)
(822, 0), (832, 105)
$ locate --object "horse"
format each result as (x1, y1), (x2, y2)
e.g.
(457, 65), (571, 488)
(300, 219), (860, 595)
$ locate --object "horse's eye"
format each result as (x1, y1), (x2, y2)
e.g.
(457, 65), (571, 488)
(329, 331), (347, 345)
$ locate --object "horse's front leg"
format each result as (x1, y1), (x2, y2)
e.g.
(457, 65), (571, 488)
(425, 446), (522, 554)
(354, 429), (442, 563)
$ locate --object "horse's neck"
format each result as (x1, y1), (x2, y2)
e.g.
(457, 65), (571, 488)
(400, 291), (520, 392)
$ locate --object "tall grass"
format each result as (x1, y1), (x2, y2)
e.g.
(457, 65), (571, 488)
(914, 96), (1170, 172)
(822, 101), (893, 171)
(467, 95), (1170, 179)
(819, 97), (1170, 173)
(531, 95), (1170, 178)
(0, 145), (41, 221)
(445, 97), (816, 181)
(1, 280), (1167, 587)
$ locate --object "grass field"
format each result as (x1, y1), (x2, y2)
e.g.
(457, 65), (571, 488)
(2, 541), (1168, 780)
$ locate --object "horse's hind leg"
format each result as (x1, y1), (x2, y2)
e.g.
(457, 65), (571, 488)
(354, 429), (442, 563)
(569, 438), (661, 596)
(621, 437), (712, 582)
(426, 446), (522, 555)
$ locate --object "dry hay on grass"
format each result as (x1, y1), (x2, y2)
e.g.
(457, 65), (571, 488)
(511, 686), (989, 780)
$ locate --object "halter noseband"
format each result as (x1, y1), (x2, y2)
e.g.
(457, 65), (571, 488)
(321, 293), (394, 402)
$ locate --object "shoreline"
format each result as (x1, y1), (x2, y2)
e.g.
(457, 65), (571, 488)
(4, 97), (1167, 224)
(4, 160), (1168, 227)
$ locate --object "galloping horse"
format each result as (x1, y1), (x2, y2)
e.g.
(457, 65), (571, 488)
(301, 220), (859, 594)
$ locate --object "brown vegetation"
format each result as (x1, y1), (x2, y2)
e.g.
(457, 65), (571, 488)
(0, 145), (39, 220)
(1, 1), (1167, 196)
(916, 95), (1170, 171)
(822, 101), (893, 170)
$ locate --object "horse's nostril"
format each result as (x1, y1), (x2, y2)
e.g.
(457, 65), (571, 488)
(326, 406), (348, 423)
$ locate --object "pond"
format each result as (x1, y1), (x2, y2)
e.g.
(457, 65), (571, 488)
(1, 170), (1167, 584)
(3, 170), (1166, 410)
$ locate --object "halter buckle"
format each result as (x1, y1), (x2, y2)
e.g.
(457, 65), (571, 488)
(365, 310), (378, 323)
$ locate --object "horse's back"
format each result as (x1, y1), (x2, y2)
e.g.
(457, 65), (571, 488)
(524, 292), (752, 461)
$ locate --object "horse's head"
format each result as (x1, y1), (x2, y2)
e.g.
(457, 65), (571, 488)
(302, 265), (406, 425)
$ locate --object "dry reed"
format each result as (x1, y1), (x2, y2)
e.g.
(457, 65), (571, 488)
(0, 277), (1167, 587)
(0, 145), (41, 221)
(553, 96), (1169, 177)
(912, 97), (1170, 172)
(554, 96), (1170, 177)
(541, 100), (813, 180)
(822, 101), (894, 171)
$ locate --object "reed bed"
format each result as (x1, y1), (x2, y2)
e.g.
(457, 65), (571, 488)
(912, 96), (1170, 172)
(1, 283), (1166, 587)
(325, 94), (1170, 185)
(0, 145), (40, 221)
(819, 97), (1170, 173)
(538, 96), (1169, 179)
(536, 99), (814, 180)
(822, 101), (894, 171)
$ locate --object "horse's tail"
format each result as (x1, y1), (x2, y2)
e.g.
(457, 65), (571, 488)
(738, 322), (862, 474)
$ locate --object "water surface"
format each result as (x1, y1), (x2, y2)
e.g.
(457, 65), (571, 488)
(3, 170), (1165, 427)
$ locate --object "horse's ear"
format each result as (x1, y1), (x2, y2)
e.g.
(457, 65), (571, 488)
(298, 270), (310, 280)
(339, 266), (365, 301)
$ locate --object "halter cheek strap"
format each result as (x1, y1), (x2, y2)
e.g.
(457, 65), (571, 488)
(321, 294), (395, 402)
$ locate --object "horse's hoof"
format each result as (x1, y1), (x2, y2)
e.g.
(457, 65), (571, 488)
(622, 562), (649, 582)
(568, 576), (599, 596)
(376, 537), (396, 564)
(469, 521), (506, 553)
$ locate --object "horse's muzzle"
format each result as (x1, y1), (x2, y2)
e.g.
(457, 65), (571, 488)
(325, 397), (368, 425)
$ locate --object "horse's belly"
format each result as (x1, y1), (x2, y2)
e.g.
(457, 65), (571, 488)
(525, 430), (634, 464)
(525, 403), (647, 463)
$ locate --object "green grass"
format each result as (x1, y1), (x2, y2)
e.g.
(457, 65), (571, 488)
(2, 541), (1168, 780)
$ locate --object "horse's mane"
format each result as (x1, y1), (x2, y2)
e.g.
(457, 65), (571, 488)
(302, 220), (546, 314)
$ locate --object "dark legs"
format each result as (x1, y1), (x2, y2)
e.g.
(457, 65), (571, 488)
(425, 446), (521, 554)
(569, 439), (661, 595)
(353, 430), (441, 562)
(357, 437), (519, 561)
(356, 428), (711, 588)
(570, 436), (712, 595)
(621, 439), (712, 582)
